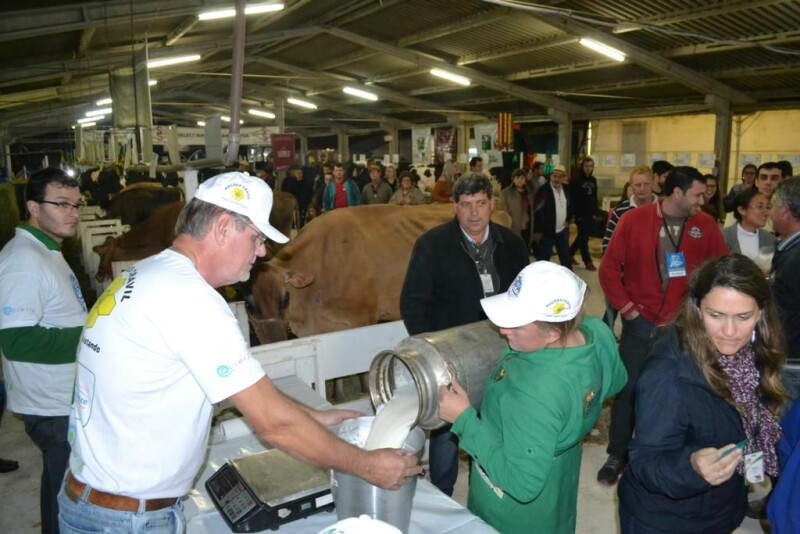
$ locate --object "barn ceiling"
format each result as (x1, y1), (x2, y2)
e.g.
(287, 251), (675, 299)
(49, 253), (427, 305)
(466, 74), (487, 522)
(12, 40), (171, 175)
(1, 0), (799, 143)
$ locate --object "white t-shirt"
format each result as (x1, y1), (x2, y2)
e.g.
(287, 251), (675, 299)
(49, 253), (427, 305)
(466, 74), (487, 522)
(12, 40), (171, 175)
(69, 249), (265, 498)
(736, 224), (760, 260)
(553, 186), (568, 233)
(0, 228), (87, 415)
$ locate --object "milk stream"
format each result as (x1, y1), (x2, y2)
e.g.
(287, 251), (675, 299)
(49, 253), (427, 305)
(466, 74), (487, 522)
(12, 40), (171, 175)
(364, 386), (420, 450)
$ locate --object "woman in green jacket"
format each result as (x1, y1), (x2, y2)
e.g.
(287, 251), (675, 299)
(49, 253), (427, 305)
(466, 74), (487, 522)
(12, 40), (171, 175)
(439, 261), (627, 533)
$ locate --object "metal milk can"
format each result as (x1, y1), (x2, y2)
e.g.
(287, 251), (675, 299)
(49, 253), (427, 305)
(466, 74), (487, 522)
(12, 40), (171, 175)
(368, 320), (508, 430)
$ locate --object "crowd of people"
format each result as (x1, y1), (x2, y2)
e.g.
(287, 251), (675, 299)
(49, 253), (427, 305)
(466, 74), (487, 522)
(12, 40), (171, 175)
(1, 155), (800, 534)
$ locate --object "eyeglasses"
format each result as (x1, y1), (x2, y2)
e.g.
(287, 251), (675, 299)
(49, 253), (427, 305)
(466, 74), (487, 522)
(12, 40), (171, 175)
(231, 214), (267, 246)
(39, 200), (85, 211)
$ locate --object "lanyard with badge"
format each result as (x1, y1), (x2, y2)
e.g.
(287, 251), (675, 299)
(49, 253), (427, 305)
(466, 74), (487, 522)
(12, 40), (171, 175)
(469, 241), (495, 295)
(662, 217), (687, 278)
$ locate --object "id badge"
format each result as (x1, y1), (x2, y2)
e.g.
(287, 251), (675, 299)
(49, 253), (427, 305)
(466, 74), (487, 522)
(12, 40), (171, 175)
(480, 273), (494, 294)
(666, 252), (687, 278)
(745, 451), (765, 484)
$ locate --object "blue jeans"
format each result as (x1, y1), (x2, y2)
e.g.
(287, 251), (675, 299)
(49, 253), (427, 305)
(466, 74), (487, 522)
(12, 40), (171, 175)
(23, 414), (71, 534)
(428, 425), (459, 496)
(607, 315), (656, 458)
(781, 364), (800, 411)
(536, 228), (573, 269)
(58, 486), (185, 534)
(619, 502), (672, 534)
(569, 215), (595, 264)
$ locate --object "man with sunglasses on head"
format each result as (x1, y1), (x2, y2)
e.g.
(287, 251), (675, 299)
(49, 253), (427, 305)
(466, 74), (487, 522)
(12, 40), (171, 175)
(0, 167), (88, 534)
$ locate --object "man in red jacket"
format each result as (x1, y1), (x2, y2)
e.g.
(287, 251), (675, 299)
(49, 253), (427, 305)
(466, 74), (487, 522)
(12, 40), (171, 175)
(596, 166), (728, 486)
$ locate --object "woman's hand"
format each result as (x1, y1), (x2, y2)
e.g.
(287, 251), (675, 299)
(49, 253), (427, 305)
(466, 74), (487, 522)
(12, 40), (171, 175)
(690, 445), (743, 486)
(438, 377), (470, 423)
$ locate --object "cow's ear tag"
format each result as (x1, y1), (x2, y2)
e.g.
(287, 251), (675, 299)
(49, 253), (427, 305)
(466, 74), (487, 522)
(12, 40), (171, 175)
(286, 271), (315, 289)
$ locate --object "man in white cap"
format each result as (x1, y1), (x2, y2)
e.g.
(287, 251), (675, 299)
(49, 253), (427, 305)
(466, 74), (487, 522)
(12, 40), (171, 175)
(438, 261), (626, 533)
(59, 172), (420, 533)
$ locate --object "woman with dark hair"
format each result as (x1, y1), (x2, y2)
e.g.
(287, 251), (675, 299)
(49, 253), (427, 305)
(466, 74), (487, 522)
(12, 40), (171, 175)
(701, 174), (723, 221)
(618, 254), (786, 534)
(500, 169), (535, 246)
(721, 188), (776, 266)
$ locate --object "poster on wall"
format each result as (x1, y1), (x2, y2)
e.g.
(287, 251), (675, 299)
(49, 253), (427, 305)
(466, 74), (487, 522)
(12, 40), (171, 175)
(697, 153), (716, 168)
(741, 154), (761, 167)
(474, 122), (499, 164)
(673, 153), (691, 166)
(649, 152), (667, 164)
(602, 154), (617, 168)
(271, 133), (296, 171)
(434, 127), (457, 165)
(412, 127), (432, 165)
(621, 153), (636, 167)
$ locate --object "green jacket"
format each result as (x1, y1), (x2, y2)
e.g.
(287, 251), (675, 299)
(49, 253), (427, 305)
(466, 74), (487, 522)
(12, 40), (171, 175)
(452, 317), (627, 533)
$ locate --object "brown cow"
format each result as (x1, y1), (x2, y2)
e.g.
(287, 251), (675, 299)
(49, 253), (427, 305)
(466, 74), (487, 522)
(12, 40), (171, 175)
(247, 203), (513, 342)
(105, 182), (184, 226)
(93, 192), (298, 281)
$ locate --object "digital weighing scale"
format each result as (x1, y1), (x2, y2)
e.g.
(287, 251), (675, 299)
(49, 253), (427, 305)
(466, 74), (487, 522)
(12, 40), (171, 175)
(205, 448), (334, 532)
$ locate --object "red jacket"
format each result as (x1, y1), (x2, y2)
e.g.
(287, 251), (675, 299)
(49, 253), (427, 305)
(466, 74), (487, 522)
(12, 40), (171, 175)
(599, 199), (728, 325)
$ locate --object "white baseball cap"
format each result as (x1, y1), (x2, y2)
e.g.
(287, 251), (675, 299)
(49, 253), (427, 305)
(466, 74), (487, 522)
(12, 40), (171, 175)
(480, 261), (587, 328)
(194, 171), (289, 244)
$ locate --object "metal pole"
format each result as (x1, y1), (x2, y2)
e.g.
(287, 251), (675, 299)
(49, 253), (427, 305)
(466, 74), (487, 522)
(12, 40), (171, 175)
(225, 0), (246, 167)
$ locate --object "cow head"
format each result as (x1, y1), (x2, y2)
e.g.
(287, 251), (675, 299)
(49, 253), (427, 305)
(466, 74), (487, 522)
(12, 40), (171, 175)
(246, 264), (315, 345)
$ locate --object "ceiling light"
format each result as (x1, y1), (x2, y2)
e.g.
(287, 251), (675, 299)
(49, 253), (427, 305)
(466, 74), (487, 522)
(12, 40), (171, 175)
(147, 54), (202, 69)
(86, 108), (112, 117)
(149, 80), (158, 86)
(198, 3), (284, 20)
(249, 108), (276, 119)
(430, 68), (471, 86)
(579, 38), (625, 62)
(287, 98), (317, 110)
(96, 97), (112, 106)
(221, 116), (244, 124)
(343, 86), (378, 101)
(78, 116), (102, 123)
(80, 122), (96, 128)
(197, 121), (206, 126)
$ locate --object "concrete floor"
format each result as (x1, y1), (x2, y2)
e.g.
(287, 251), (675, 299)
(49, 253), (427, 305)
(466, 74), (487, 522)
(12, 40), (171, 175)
(0, 236), (773, 532)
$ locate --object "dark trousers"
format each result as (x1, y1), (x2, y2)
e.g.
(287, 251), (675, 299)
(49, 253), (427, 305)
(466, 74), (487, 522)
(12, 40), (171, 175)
(536, 228), (572, 269)
(428, 425), (459, 496)
(23, 414), (71, 534)
(619, 502), (672, 534)
(603, 300), (619, 331)
(569, 215), (594, 264)
(607, 315), (656, 458)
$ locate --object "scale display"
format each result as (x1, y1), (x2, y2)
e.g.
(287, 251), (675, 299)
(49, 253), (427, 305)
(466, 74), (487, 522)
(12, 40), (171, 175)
(206, 449), (333, 532)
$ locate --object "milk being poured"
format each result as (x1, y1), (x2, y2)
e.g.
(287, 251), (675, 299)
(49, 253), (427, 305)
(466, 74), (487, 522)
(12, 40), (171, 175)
(364, 385), (420, 450)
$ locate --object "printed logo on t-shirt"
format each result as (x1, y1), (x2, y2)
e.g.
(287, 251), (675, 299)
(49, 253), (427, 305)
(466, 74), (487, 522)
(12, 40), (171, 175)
(688, 226), (703, 239)
(217, 365), (232, 377)
(3, 305), (35, 316)
(216, 355), (252, 378)
(75, 363), (96, 427)
(70, 274), (88, 312)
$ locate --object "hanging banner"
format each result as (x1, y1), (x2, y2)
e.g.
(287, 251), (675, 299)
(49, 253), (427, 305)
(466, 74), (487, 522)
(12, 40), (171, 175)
(412, 127), (432, 165)
(497, 113), (514, 151)
(149, 126), (281, 147)
(434, 127), (456, 165)
(474, 122), (501, 169)
(271, 133), (296, 171)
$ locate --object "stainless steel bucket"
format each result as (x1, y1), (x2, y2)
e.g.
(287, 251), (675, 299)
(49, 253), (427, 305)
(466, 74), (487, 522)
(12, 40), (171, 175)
(369, 320), (507, 429)
(330, 416), (425, 533)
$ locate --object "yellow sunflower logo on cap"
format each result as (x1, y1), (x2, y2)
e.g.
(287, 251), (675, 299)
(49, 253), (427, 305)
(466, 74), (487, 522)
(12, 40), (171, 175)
(552, 302), (566, 315)
(230, 187), (245, 201)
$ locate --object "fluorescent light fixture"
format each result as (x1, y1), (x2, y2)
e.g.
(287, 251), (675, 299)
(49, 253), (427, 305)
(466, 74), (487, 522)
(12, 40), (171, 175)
(221, 116), (244, 124)
(248, 108), (276, 119)
(343, 86), (378, 101)
(95, 97), (112, 106)
(78, 116), (102, 123)
(197, 121), (206, 126)
(149, 80), (158, 86)
(430, 68), (471, 86)
(80, 122), (96, 128)
(245, 3), (284, 15)
(147, 54), (202, 69)
(287, 97), (317, 110)
(199, 3), (284, 20)
(86, 107), (112, 117)
(579, 38), (625, 62)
